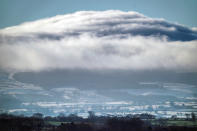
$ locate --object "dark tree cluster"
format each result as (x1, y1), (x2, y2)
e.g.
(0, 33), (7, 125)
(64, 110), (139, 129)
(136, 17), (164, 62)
(0, 113), (44, 131)
(0, 113), (197, 131)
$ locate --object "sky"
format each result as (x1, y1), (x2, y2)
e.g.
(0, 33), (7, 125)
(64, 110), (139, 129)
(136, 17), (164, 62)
(0, 0), (197, 29)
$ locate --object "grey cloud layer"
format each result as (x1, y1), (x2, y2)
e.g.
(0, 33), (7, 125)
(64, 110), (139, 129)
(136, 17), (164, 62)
(0, 10), (197, 72)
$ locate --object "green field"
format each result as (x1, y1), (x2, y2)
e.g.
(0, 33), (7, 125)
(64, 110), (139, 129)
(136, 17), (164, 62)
(166, 120), (197, 126)
(47, 120), (197, 127)
(46, 121), (69, 126)
(151, 119), (197, 127)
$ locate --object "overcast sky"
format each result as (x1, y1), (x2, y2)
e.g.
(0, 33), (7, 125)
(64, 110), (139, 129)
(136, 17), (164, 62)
(0, 0), (197, 29)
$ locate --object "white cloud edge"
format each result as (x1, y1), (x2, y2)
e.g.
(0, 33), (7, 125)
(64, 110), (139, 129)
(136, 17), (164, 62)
(0, 10), (197, 72)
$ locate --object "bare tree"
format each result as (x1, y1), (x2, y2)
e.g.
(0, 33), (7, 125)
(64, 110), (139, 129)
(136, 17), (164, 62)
(191, 112), (196, 122)
(185, 113), (190, 121)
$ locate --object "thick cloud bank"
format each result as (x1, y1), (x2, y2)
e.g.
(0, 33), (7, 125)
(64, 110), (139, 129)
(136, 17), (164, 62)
(0, 10), (197, 72)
